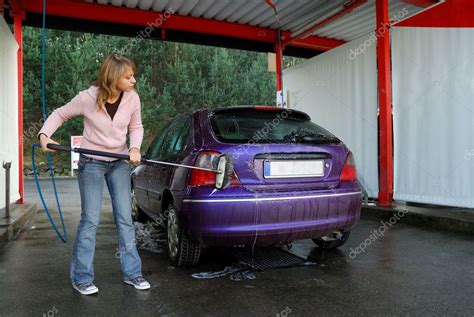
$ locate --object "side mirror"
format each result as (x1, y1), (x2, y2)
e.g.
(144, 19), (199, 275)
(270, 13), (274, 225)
(214, 155), (227, 189)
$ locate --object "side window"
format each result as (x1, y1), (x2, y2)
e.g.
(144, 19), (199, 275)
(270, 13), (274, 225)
(147, 125), (171, 159)
(159, 115), (191, 160)
(172, 116), (191, 155)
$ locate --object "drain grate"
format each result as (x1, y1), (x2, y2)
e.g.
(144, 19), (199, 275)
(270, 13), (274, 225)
(233, 247), (307, 271)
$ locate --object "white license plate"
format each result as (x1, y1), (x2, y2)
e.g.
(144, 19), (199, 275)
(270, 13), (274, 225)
(264, 160), (324, 178)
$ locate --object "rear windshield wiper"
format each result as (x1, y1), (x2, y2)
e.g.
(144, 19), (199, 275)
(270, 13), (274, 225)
(283, 130), (340, 144)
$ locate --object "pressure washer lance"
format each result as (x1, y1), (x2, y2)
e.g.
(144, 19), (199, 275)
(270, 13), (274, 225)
(46, 144), (234, 189)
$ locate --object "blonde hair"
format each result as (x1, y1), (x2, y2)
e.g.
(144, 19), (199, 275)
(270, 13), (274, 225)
(95, 53), (136, 109)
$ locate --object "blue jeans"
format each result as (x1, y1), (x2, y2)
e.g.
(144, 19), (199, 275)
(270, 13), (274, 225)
(70, 154), (142, 285)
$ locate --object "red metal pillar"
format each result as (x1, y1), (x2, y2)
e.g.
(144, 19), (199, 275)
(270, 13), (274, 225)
(14, 13), (24, 204)
(376, 0), (393, 206)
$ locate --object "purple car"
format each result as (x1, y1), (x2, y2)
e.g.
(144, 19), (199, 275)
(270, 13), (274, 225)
(132, 106), (362, 267)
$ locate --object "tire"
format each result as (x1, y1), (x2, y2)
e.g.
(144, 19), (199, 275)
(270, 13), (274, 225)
(312, 231), (350, 250)
(131, 186), (148, 223)
(166, 203), (202, 267)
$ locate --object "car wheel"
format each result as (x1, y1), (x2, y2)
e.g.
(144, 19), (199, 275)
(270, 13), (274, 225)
(166, 203), (202, 267)
(312, 231), (350, 250)
(131, 186), (148, 222)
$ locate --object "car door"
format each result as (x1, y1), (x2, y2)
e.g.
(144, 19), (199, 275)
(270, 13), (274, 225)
(148, 115), (191, 216)
(137, 125), (171, 214)
(132, 164), (150, 213)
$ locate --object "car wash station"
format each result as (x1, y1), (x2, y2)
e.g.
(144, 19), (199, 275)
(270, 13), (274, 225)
(0, 0), (473, 315)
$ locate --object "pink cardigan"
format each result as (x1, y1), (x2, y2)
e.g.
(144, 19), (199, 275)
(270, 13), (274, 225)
(39, 86), (144, 161)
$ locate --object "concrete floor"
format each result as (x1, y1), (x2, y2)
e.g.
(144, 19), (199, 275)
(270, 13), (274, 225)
(0, 178), (473, 316)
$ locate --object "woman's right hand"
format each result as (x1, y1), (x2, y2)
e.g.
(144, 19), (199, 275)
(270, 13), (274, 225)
(39, 134), (59, 152)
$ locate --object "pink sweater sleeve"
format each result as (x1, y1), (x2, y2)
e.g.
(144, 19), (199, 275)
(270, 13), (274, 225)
(129, 95), (144, 150)
(38, 93), (84, 138)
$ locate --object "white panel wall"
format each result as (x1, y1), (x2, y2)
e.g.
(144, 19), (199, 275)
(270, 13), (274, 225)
(283, 34), (379, 197)
(0, 17), (20, 209)
(392, 27), (474, 208)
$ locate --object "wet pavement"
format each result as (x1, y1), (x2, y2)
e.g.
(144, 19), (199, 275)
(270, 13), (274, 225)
(0, 178), (473, 316)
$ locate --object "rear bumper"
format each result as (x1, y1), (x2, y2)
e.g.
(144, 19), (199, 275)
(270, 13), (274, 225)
(181, 189), (362, 246)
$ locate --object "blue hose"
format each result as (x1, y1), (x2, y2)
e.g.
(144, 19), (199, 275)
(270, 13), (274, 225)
(31, 0), (68, 243)
(31, 145), (68, 242)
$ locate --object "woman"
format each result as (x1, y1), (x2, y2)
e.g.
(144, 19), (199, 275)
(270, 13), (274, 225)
(38, 53), (150, 295)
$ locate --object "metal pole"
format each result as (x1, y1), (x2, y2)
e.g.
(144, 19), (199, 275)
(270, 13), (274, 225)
(3, 161), (12, 219)
(376, 0), (393, 206)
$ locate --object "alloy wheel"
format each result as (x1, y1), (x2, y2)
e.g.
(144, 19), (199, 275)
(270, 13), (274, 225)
(167, 207), (179, 259)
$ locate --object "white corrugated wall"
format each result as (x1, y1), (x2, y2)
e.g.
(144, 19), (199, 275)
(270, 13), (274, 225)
(392, 27), (474, 208)
(0, 17), (20, 210)
(283, 34), (379, 197)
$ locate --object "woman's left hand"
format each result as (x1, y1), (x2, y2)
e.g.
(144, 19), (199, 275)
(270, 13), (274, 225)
(129, 148), (141, 165)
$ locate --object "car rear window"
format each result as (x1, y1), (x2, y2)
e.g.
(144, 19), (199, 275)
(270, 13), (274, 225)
(209, 108), (340, 145)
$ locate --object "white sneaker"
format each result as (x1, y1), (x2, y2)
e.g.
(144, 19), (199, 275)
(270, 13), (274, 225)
(123, 276), (151, 290)
(72, 282), (99, 295)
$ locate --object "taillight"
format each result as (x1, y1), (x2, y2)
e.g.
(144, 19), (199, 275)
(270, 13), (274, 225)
(340, 152), (357, 182)
(188, 150), (240, 187)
